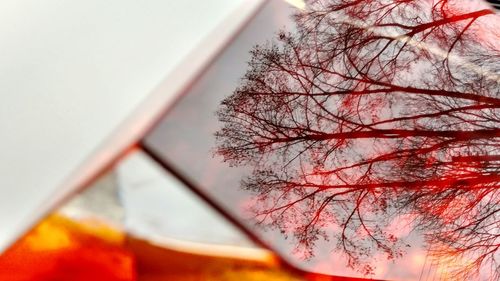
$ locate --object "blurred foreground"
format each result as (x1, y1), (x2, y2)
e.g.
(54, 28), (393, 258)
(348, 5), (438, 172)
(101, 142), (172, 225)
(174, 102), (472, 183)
(0, 214), (301, 281)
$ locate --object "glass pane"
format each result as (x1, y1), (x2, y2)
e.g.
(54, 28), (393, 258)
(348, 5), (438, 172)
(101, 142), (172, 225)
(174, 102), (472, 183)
(143, 0), (500, 280)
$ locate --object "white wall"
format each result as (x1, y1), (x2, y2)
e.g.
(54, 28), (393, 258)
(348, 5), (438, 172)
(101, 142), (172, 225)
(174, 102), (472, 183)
(0, 0), (255, 252)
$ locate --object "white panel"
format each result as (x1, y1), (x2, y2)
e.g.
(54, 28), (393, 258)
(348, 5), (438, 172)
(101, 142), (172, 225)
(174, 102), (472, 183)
(0, 0), (260, 252)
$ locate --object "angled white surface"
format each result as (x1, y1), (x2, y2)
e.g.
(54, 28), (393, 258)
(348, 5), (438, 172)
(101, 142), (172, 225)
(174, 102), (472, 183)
(0, 0), (262, 252)
(117, 151), (254, 247)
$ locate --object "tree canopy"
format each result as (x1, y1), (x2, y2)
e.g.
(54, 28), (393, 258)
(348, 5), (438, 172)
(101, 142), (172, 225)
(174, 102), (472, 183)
(215, 0), (499, 279)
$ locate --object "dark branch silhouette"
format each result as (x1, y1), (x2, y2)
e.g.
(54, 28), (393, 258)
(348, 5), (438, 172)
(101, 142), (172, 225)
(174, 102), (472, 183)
(215, 0), (499, 279)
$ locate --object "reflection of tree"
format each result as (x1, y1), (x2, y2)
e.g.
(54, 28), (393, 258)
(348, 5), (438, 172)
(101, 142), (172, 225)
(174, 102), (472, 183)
(215, 0), (499, 278)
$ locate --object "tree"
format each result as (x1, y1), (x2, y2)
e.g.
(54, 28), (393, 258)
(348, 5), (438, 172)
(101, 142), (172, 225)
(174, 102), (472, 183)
(215, 0), (500, 279)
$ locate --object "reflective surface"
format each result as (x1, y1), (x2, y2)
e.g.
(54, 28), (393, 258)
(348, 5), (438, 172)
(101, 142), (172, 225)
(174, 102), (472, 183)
(144, 0), (500, 280)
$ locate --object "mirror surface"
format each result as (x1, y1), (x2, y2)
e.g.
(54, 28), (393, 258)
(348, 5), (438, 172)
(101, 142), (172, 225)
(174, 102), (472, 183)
(144, 1), (500, 280)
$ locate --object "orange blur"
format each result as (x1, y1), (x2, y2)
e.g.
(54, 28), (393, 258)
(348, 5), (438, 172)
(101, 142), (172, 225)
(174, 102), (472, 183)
(0, 215), (135, 281)
(0, 215), (303, 281)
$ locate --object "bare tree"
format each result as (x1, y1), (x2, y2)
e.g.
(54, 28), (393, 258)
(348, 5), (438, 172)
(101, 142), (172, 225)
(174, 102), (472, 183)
(215, 0), (499, 278)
